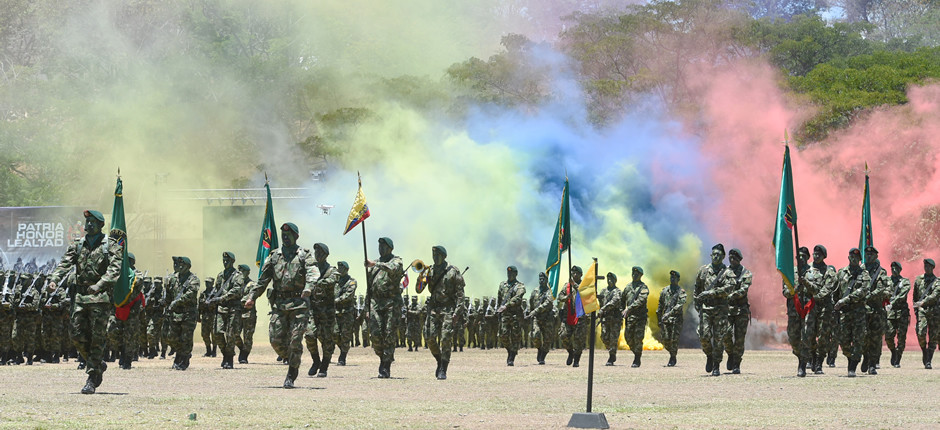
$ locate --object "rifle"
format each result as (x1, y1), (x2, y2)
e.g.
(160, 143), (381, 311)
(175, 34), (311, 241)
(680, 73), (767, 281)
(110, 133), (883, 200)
(1, 272), (17, 308)
(18, 275), (43, 310)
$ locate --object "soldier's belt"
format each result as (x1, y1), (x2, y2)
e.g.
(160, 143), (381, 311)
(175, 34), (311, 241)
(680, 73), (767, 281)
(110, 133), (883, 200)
(274, 290), (303, 299)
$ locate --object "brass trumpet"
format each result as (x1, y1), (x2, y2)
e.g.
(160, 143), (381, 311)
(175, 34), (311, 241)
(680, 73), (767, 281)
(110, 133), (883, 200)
(405, 259), (430, 294)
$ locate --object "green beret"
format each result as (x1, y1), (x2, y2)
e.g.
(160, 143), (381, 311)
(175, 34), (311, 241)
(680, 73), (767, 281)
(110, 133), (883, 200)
(669, 270), (680, 277)
(865, 246), (878, 254)
(237, 264), (251, 272)
(171, 256), (180, 263)
(571, 265), (582, 274)
(432, 245), (447, 257)
(378, 237), (394, 249)
(507, 265), (518, 272)
(337, 261), (349, 271)
(814, 245), (828, 258)
(632, 266), (644, 275)
(712, 243), (725, 254)
(222, 251), (235, 260)
(314, 243), (329, 254)
(84, 210), (105, 223)
(178, 256), (192, 267)
(925, 258), (936, 268)
(127, 252), (136, 262)
(849, 248), (861, 257)
(204, 276), (214, 284)
(606, 272), (617, 282)
(281, 222), (299, 235)
(891, 261), (901, 270)
(729, 248), (743, 260)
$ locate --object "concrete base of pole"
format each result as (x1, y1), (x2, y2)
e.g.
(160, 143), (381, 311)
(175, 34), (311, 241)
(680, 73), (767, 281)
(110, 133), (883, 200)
(567, 412), (609, 429)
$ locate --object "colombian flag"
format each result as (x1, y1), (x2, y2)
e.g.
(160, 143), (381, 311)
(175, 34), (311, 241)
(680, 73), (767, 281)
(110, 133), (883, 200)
(343, 178), (370, 235)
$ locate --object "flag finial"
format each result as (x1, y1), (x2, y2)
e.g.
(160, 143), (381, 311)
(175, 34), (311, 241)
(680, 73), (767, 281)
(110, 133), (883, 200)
(782, 130), (789, 146)
(864, 162), (870, 176)
(117, 167), (121, 178)
(264, 172), (269, 184)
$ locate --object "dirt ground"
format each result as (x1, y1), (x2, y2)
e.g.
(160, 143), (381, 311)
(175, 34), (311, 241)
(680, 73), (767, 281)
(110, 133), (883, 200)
(2, 345), (940, 429)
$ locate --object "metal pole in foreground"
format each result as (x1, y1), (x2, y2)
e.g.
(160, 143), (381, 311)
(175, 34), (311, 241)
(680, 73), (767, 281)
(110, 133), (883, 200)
(568, 257), (608, 429)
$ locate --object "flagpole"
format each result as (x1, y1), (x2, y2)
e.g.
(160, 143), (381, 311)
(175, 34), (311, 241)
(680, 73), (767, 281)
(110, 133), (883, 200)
(587, 257), (598, 413)
(357, 172), (373, 314)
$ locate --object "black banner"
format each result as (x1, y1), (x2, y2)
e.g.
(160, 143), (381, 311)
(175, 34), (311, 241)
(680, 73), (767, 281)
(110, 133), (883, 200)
(0, 206), (83, 273)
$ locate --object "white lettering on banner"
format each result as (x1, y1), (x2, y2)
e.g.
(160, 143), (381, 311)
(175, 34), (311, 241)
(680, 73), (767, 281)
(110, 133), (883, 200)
(7, 222), (65, 248)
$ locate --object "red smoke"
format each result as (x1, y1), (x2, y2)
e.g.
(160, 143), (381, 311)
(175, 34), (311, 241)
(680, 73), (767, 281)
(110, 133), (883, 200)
(682, 60), (940, 323)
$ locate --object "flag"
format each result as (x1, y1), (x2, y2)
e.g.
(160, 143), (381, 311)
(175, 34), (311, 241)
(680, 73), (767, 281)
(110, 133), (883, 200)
(343, 178), (370, 235)
(773, 145), (798, 297)
(565, 281), (585, 325)
(545, 177), (570, 297)
(578, 259), (600, 314)
(110, 175), (137, 310)
(859, 164), (873, 265)
(256, 182), (278, 275)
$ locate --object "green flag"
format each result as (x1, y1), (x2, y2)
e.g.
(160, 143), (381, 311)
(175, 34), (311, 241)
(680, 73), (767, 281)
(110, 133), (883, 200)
(545, 177), (570, 298)
(256, 182), (278, 278)
(110, 176), (136, 307)
(859, 166), (873, 265)
(773, 146), (798, 295)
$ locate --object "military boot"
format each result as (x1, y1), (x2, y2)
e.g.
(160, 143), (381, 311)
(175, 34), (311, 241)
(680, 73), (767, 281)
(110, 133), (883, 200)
(667, 353), (677, 367)
(631, 351), (642, 368)
(572, 351), (581, 368)
(731, 356), (741, 374)
(378, 360), (388, 378)
(433, 353), (442, 378)
(711, 358), (721, 376)
(813, 356), (824, 374)
(606, 350), (616, 366)
(203, 344), (212, 357)
(797, 359), (806, 377)
(81, 376), (96, 394)
(171, 355), (181, 370)
(927, 349), (935, 369)
(308, 351), (321, 376)
(337, 350), (348, 366)
(77, 357), (86, 370)
(437, 360), (448, 380)
(826, 353), (836, 367)
(181, 354), (191, 370)
(222, 354), (234, 369)
(453, 345), (457, 352)
(847, 359), (858, 377)
(284, 366), (298, 389)
(705, 356), (714, 373)
(566, 349), (574, 366)
(894, 350), (903, 368)
(507, 351), (515, 367)
(317, 354), (331, 377)
(240, 350), (250, 364)
(860, 356), (870, 373)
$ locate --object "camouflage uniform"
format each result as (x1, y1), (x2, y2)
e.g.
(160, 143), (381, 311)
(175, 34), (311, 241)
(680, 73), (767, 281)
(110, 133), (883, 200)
(42, 278), (71, 362)
(424, 258), (465, 377)
(453, 298), (469, 352)
(694, 261), (729, 373)
(622, 279), (649, 365)
(366, 251), (404, 376)
(13, 273), (43, 364)
(885, 272), (910, 367)
(484, 298), (499, 348)
(332, 270), (358, 365)
(211, 267), (246, 367)
(248, 244), (318, 383)
(497, 278), (526, 361)
(723, 263), (752, 372)
(405, 297), (422, 350)
(785, 262), (818, 376)
(913, 272), (939, 368)
(530, 286), (557, 364)
(656, 281), (687, 365)
(862, 260), (889, 373)
(558, 282), (588, 366)
(165, 269), (200, 369)
(304, 257), (338, 377)
(197, 277), (216, 357)
(597, 281), (622, 364)
(237, 278), (258, 362)
(809, 261), (838, 368)
(106, 269), (144, 368)
(834, 262), (872, 374)
(466, 299), (479, 348)
(144, 277), (165, 358)
(48, 229), (122, 390)
(0, 271), (18, 364)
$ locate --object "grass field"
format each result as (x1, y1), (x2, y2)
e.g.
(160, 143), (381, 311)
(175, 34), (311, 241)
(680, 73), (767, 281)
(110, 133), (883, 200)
(2, 345), (940, 429)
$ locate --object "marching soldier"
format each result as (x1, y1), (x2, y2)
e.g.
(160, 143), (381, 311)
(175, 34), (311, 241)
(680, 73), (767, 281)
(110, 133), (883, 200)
(305, 243), (338, 378)
(834, 248), (872, 377)
(208, 252), (246, 370)
(529, 273), (556, 365)
(364, 237), (405, 379)
(862, 246), (889, 375)
(423, 246), (465, 379)
(695, 243), (729, 376)
(597, 272), (622, 366)
(558, 266), (587, 367)
(46, 209), (123, 394)
(165, 256), (200, 371)
(657, 270), (686, 366)
(454, 297), (469, 352)
(913, 258), (938, 369)
(333, 261), (358, 366)
(785, 247), (816, 377)
(245, 222), (318, 388)
(497, 266), (525, 366)
(622, 267), (649, 368)
(198, 276), (216, 358)
(145, 276), (165, 359)
(809, 245), (838, 372)
(885, 261), (910, 368)
(406, 296), (422, 351)
(723, 249), (752, 374)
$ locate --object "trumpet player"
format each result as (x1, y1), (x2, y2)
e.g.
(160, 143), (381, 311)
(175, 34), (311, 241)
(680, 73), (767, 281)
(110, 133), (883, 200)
(423, 246), (465, 380)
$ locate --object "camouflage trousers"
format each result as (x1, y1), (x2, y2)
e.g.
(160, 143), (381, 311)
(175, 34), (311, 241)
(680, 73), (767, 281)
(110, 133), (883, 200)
(107, 306), (142, 359)
(304, 307), (335, 358)
(828, 307), (842, 359)
(698, 309), (728, 363)
(810, 304), (836, 357)
(498, 313), (524, 353)
(885, 312), (910, 353)
(333, 310), (356, 353)
(659, 317), (682, 355)
(42, 309), (69, 355)
(0, 308), (14, 353)
(13, 311), (41, 356)
(239, 309), (257, 354)
(915, 310), (940, 351)
(787, 309), (809, 360)
(360, 318), (370, 347)
(200, 309), (215, 349)
(600, 317), (622, 352)
(269, 307), (309, 369)
(212, 310), (242, 357)
(484, 320), (499, 348)
(532, 316), (557, 351)
(559, 318), (588, 352)
(864, 308), (887, 364)
(146, 310), (165, 352)
(624, 315), (646, 353)
(398, 319), (407, 347)
(70, 302), (110, 378)
(425, 310), (455, 362)
(724, 310), (749, 359)
(839, 307), (867, 362)
(369, 304), (401, 363)
(454, 320), (466, 348)
(406, 321), (422, 348)
(466, 319), (476, 347)
(166, 313), (197, 358)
